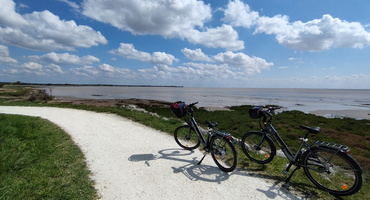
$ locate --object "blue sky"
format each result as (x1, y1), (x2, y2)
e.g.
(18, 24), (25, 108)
(1, 0), (370, 88)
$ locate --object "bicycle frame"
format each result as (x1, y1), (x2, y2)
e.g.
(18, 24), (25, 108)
(187, 116), (209, 147)
(260, 114), (348, 177)
(264, 123), (310, 163)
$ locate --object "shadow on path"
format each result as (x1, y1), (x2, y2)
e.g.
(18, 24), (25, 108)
(128, 148), (230, 183)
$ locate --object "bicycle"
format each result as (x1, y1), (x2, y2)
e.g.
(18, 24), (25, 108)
(170, 101), (237, 172)
(241, 106), (363, 196)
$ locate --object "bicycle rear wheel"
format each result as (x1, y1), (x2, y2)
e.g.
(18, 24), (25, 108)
(174, 125), (200, 150)
(303, 146), (363, 196)
(210, 135), (237, 172)
(241, 131), (276, 164)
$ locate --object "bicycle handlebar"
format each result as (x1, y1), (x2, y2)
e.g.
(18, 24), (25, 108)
(261, 106), (283, 117)
(187, 102), (199, 107)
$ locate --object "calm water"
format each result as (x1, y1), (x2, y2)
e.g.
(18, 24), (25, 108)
(45, 86), (370, 113)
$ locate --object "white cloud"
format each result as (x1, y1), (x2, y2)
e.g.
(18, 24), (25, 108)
(44, 64), (64, 74)
(0, 0), (27, 26)
(222, 0), (370, 51)
(222, 0), (259, 28)
(98, 63), (131, 75)
(57, 0), (80, 10)
(82, 0), (244, 50)
(70, 66), (99, 76)
(12, 62), (64, 75)
(110, 43), (178, 65)
(213, 51), (273, 75)
(0, 0), (107, 51)
(70, 64), (134, 80)
(181, 48), (211, 62)
(22, 62), (43, 71)
(99, 63), (115, 72)
(82, 0), (211, 37)
(256, 14), (370, 51)
(0, 44), (17, 63)
(185, 25), (244, 51)
(28, 52), (100, 65)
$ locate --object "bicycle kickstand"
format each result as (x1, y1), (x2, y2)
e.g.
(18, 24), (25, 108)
(198, 153), (207, 165)
(284, 165), (300, 183)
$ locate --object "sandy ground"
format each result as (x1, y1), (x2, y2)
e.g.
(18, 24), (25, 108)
(311, 109), (370, 120)
(0, 106), (304, 200)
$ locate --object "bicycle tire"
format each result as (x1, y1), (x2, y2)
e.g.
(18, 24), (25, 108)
(174, 125), (200, 150)
(210, 135), (237, 172)
(241, 131), (276, 164)
(302, 146), (363, 196)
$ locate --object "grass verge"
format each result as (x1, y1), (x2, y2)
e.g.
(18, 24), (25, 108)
(0, 114), (97, 200)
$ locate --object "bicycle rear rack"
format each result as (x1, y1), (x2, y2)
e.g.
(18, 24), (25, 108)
(313, 140), (350, 153)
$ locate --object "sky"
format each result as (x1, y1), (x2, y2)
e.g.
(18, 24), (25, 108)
(1, 0), (370, 89)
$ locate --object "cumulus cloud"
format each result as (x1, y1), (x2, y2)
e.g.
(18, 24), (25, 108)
(28, 52), (100, 65)
(256, 14), (370, 51)
(186, 25), (244, 51)
(222, 0), (370, 51)
(0, 44), (17, 63)
(99, 63), (131, 76)
(0, 0), (107, 51)
(0, 0), (27, 26)
(12, 61), (64, 75)
(222, 0), (259, 28)
(70, 66), (99, 76)
(69, 64), (134, 80)
(110, 43), (179, 65)
(181, 48), (211, 62)
(213, 51), (273, 75)
(82, 0), (244, 50)
(44, 64), (64, 74)
(82, 0), (211, 36)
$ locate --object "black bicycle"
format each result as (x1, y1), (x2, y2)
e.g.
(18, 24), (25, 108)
(170, 101), (237, 172)
(241, 106), (363, 196)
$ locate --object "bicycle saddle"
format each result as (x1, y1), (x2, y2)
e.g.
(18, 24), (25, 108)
(300, 125), (320, 134)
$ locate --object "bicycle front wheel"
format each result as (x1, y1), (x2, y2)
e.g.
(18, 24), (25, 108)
(303, 146), (363, 196)
(174, 125), (200, 150)
(210, 135), (237, 172)
(241, 131), (276, 164)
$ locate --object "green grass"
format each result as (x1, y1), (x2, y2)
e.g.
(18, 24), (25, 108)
(0, 114), (97, 200)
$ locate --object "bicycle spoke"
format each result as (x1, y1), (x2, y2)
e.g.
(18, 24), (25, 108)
(210, 136), (237, 172)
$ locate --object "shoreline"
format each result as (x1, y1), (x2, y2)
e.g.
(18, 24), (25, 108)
(311, 109), (370, 120)
(51, 97), (370, 120)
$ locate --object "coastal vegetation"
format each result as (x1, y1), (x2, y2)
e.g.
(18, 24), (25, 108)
(0, 85), (368, 199)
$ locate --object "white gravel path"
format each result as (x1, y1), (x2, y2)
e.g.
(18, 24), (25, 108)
(0, 106), (302, 200)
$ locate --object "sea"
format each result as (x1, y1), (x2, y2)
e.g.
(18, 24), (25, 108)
(44, 86), (370, 115)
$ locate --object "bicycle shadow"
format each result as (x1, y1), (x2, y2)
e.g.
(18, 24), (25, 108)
(231, 169), (303, 200)
(128, 148), (229, 183)
(233, 166), (322, 200)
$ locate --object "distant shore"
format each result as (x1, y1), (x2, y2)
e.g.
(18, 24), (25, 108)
(3, 83), (369, 120)
(51, 97), (370, 120)
(0, 82), (183, 88)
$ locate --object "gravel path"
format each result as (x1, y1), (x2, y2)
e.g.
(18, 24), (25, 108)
(0, 106), (302, 200)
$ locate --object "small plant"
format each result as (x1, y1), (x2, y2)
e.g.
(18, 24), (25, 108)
(28, 89), (53, 102)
